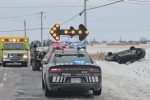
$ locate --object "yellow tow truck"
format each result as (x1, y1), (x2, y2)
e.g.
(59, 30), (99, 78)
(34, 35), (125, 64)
(0, 36), (30, 67)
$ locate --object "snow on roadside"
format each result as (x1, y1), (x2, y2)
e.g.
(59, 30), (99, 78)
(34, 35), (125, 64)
(87, 45), (150, 99)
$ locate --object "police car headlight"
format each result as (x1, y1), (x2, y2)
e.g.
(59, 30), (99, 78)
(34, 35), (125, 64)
(23, 54), (28, 59)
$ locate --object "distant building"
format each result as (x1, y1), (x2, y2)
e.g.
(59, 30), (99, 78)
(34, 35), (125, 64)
(89, 40), (100, 45)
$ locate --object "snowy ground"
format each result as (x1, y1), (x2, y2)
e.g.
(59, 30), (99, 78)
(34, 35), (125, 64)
(87, 45), (150, 100)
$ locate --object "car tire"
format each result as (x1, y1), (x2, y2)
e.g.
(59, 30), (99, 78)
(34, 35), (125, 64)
(93, 89), (101, 95)
(45, 82), (52, 97)
(23, 62), (28, 67)
(108, 52), (112, 56)
(2, 62), (6, 67)
(140, 50), (146, 58)
(130, 46), (135, 50)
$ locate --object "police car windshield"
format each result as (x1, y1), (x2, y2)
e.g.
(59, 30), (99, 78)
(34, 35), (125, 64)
(54, 54), (93, 64)
(3, 43), (26, 50)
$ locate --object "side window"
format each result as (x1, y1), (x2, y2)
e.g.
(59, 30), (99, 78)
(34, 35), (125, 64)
(45, 47), (54, 63)
(86, 54), (94, 64)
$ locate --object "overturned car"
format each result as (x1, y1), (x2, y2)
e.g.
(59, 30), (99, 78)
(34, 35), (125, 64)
(105, 46), (146, 64)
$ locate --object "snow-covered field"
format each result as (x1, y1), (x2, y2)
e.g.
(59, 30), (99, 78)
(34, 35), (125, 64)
(87, 45), (150, 100)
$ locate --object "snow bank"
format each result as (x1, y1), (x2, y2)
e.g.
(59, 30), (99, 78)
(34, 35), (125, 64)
(87, 45), (150, 99)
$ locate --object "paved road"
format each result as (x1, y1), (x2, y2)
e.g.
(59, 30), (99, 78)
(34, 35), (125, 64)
(0, 65), (141, 100)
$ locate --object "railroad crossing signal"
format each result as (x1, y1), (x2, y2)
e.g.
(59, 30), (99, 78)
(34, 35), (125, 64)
(49, 24), (89, 41)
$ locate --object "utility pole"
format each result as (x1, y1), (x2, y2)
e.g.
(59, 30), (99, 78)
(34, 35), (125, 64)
(24, 20), (26, 37)
(84, 0), (87, 27)
(84, 0), (87, 46)
(41, 12), (43, 47)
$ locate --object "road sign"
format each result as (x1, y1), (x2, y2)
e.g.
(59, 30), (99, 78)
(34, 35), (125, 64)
(49, 24), (89, 41)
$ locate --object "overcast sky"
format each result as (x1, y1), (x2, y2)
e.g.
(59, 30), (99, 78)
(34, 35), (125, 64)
(0, 0), (150, 42)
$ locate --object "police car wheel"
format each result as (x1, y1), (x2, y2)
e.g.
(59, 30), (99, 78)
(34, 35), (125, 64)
(45, 82), (53, 97)
(42, 71), (45, 89)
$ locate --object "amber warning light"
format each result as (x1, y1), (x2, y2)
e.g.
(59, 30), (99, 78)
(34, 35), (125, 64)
(0, 38), (28, 42)
(49, 24), (89, 41)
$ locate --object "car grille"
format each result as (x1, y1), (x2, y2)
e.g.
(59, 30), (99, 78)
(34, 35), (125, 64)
(8, 53), (23, 59)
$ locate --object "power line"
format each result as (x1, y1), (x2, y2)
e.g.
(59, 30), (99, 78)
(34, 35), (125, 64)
(0, 28), (40, 32)
(0, 0), (126, 32)
(60, 12), (82, 26)
(0, 12), (39, 20)
(109, 0), (150, 5)
(86, 0), (125, 11)
(61, 0), (125, 26)
(128, 0), (150, 3)
(123, 1), (150, 5)
(0, 5), (90, 9)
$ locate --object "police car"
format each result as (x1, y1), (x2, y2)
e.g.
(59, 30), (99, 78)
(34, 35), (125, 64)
(42, 48), (102, 97)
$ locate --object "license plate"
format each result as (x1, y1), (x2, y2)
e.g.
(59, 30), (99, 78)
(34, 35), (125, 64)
(71, 78), (81, 83)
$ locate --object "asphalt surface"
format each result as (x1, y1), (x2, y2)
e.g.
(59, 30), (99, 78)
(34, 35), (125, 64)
(0, 65), (132, 100)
